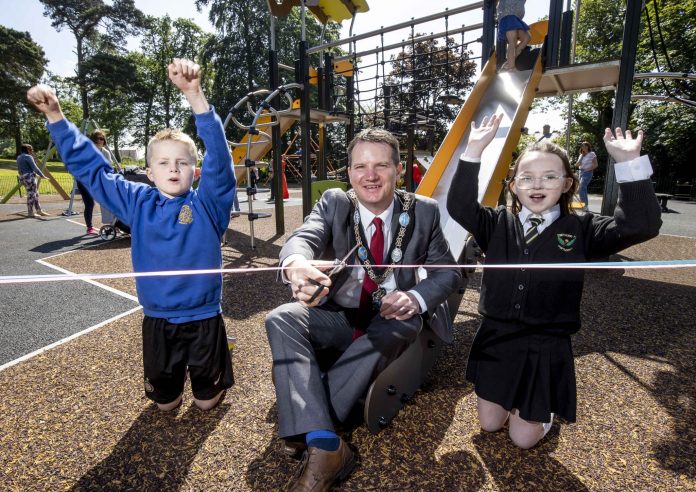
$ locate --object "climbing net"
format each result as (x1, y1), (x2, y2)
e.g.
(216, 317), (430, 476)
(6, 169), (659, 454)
(330, 12), (482, 153)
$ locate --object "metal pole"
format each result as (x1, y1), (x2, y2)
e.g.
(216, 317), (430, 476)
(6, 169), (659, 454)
(406, 116), (415, 193)
(318, 123), (326, 180)
(565, 0), (581, 154)
(269, 16), (284, 234)
(481, 0), (496, 69)
(546, 0), (563, 69)
(333, 24), (482, 62)
(299, 42), (312, 215)
(601, 0), (643, 215)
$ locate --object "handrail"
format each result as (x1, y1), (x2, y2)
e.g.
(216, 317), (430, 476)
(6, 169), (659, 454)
(306, 2), (484, 54)
(334, 23), (483, 62)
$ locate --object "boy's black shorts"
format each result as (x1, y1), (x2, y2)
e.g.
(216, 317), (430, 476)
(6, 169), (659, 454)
(142, 314), (234, 404)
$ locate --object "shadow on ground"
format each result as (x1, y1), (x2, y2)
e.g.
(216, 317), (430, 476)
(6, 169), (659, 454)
(574, 269), (696, 478)
(71, 402), (231, 490)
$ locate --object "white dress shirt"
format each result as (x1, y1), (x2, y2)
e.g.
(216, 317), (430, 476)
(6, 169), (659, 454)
(518, 204), (561, 234)
(283, 199), (427, 312)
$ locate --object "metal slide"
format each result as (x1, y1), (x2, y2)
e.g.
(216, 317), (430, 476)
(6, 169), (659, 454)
(417, 20), (548, 262)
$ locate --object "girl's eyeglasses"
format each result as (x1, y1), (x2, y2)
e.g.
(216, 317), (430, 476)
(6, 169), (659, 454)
(513, 175), (567, 190)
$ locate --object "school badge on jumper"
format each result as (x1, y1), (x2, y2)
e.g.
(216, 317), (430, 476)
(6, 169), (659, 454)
(557, 233), (576, 252)
(178, 204), (193, 224)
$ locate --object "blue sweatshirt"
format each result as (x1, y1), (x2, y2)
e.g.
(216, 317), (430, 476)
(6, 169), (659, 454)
(48, 109), (235, 321)
(17, 153), (46, 177)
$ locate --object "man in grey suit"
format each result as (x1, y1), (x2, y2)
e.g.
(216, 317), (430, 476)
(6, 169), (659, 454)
(265, 128), (460, 492)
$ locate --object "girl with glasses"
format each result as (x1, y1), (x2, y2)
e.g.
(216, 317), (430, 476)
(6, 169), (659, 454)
(447, 114), (662, 449)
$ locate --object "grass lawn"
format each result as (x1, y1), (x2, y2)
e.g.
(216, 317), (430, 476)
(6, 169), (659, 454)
(0, 159), (74, 197)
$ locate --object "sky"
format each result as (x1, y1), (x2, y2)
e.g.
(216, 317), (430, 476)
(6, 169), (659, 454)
(1, 0), (565, 134)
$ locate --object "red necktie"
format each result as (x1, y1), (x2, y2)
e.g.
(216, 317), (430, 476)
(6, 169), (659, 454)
(354, 217), (384, 340)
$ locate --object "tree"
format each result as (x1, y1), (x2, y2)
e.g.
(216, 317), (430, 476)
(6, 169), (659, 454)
(566, 0), (695, 186)
(131, 16), (209, 148)
(381, 35), (477, 149)
(39, 0), (146, 121)
(195, 0), (341, 142)
(0, 26), (47, 154)
(85, 52), (141, 159)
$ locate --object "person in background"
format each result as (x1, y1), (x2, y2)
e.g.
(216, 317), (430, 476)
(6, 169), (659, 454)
(74, 130), (112, 235)
(576, 141), (598, 211)
(249, 163), (259, 201)
(412, 162), (423, 187)
(16, 144), (50, 218)
(90, 130), (121, 172)
(497, 0), (531, 71)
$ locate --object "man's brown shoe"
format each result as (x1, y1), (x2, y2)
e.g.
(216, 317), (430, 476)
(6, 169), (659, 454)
(288, 438), (356, 492)
(282, 439), (307, 460)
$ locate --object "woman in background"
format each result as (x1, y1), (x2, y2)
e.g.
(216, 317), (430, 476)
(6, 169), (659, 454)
(576, 142), (598, 211)
(16, 144), (50, 217)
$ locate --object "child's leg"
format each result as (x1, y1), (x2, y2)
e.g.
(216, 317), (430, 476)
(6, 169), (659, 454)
(22, 175), (39, 214)
(142, 316), (188, 411)
(515, 29), (531, 55)
(194, 390), (225, 410)
(189, 314), (234, 411)
(477, 396), (510, 432)
(508, 409), (553, 449)
(157, 394), (183, 411)
(502, 30), (519, 70)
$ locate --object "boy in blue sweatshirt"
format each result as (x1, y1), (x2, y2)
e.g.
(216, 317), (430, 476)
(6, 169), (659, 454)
(28, 58), (236, 411)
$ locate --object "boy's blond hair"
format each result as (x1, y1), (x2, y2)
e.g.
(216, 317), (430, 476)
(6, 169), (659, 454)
(146, 128), (198, 166)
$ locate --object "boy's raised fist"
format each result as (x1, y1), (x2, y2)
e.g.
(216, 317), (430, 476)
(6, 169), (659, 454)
(27, 84), (62, 119)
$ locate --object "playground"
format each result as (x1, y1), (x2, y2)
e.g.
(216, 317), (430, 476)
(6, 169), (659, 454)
(2, 0), (695, 490)
(1, 192), (695, 490)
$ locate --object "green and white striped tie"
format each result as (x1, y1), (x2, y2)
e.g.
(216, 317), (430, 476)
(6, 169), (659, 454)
(525, 217), (544, 244)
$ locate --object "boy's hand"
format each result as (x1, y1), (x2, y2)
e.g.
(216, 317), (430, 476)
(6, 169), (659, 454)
(168, 58), (201, 94)
(462, 113), (503, 160)
(27, 85), (64, 123)
(168, 58), (210, 114)
(604, 127), (642, 163)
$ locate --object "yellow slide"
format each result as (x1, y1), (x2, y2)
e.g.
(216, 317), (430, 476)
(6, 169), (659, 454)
(416, 20), (548, 261)
(231, 113), (295, 185)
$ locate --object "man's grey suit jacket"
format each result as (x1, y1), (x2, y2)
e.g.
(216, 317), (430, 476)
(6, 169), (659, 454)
(280, 188), (461, 317)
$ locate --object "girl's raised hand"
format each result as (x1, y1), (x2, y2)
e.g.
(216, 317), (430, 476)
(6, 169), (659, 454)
(604, 127), (643, 163)
(462, 113), (503, 160)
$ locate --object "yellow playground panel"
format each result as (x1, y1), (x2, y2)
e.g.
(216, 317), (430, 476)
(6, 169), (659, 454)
(266, 0), (369, 23)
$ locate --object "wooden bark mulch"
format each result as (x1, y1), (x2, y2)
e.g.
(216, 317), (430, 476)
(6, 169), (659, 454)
(0, 206), (694, 491)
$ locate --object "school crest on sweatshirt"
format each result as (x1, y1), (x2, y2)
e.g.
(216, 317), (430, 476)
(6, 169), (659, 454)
(178, 204), (193, 225)
(557, 233), (576, 252)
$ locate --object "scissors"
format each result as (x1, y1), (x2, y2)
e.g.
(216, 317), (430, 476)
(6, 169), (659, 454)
(306, 243), (359, 304)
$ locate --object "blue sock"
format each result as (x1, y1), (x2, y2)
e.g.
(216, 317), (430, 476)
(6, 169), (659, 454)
(306, 429), (340, 451)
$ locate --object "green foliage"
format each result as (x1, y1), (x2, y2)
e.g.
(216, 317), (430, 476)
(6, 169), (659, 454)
(196, 0), (342, 143)
(0, 26), (47, 154)
(567, 0), (695, 183)
(38, 0), (147, 119)
(134, 16), (209, 147)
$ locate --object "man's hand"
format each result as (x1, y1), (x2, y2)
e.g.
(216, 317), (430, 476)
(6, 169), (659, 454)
(379, 291), (419, 321)
(27, 85), (64, 124)
(604, 127), (643, 163)
(286, 257), (334, 308)
(168, 58), (210, 114)
(461, 113), (503, 160)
